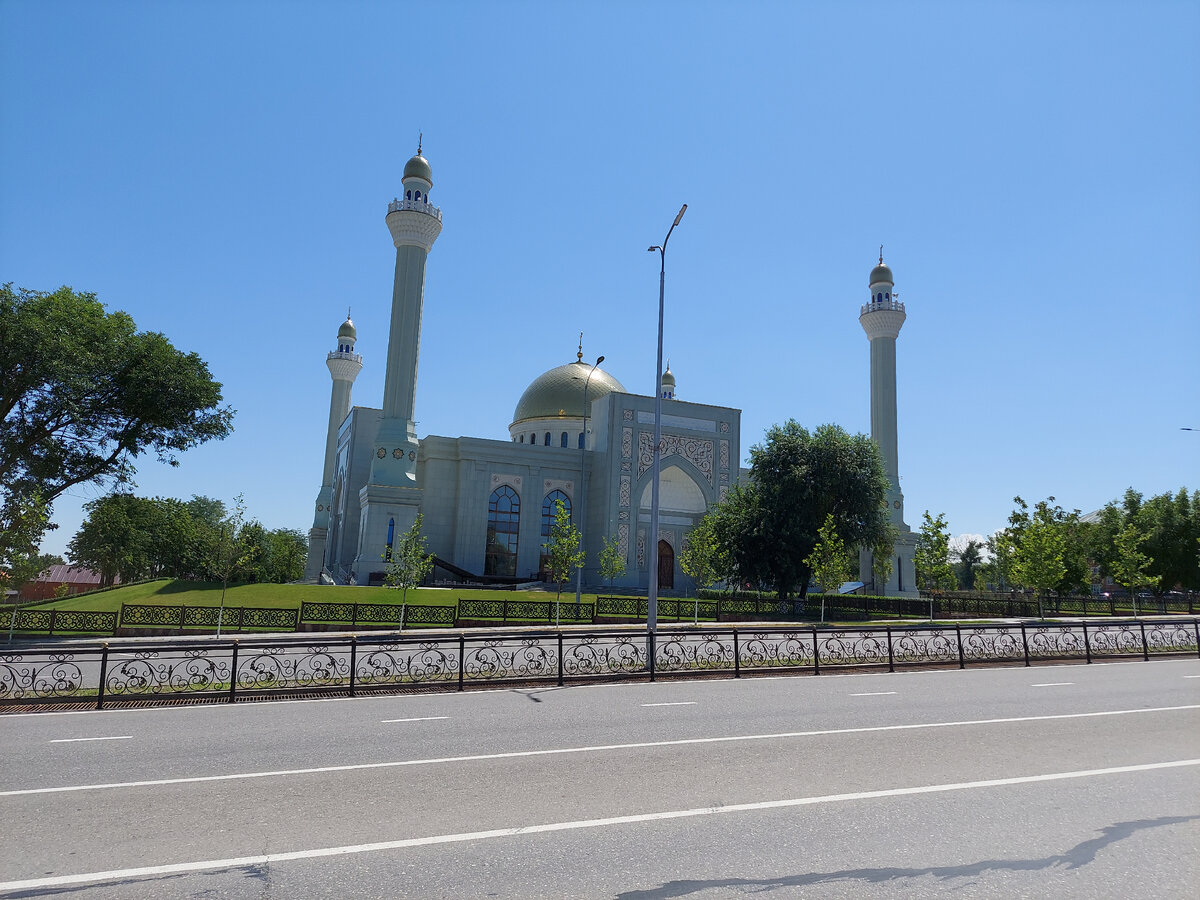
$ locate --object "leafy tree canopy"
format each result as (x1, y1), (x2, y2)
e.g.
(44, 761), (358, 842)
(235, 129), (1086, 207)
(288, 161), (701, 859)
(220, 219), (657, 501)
(914, 511), (956, 593)
(714, 421), (892, 599)
(0, 284), (234, 544)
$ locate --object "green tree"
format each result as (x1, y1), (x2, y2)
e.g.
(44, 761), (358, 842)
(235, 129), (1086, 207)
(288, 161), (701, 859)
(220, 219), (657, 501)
(0, 490), (51, 594)
(1112, 523), (1157, 615)
(383, 514), (435, 624)
(954, 539), (983, 590)
(715, 421), (892, 599)
(914, 511), (956, 594)
(679, 514), (718, 593)
(597, 533), (627, 588)
(1010, 501), (1067, 619)
(804, 513), (851, 623)
(543, 499), (584, 605)
(68, 493), (155, 587)
(0, 285), (234, 547)
(211, 494), (256, 637)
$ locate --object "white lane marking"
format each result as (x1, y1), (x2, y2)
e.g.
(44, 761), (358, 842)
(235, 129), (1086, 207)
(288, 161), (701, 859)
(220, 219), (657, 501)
(3, 758), (1196, 893)
(380, 717), (450, 723)
(641, 702), (697, 707)
(849, 692), (896, 697)
(1031, 683), (1075, 687)
(1185, 675), (1200, 679)
(47, 736), (133, 744)
(4, 703), (1198, 798)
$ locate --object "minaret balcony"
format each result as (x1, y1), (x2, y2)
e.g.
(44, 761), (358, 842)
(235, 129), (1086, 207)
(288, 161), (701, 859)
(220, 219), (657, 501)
(386, 197), (443, 221)
(860, 298), (905, 317)
(328, 350), (363, 364)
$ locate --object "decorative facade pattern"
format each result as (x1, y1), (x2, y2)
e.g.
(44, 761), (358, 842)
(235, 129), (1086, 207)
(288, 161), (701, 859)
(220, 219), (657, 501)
(719, 421), (730, 433)
(620, 460), (631, 473)
(621, 427), (632, 459)
(637, 432), (714, 484)
(623, 409), (634, 421)
(720, 440), (729, 470)
(490, 473), (523, 492)
(544, 478), (574, 499)
(619, 475), (631, 508)
(618, 523), (629, 557)
(719, 484), (729, 503)
(636, 528), (646, 570)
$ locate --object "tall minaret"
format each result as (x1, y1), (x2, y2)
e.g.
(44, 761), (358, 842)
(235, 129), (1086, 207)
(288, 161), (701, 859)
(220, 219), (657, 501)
(858, 250), (917, 595)
(305, 313), (363, 581)
(352, 141), (443, 578)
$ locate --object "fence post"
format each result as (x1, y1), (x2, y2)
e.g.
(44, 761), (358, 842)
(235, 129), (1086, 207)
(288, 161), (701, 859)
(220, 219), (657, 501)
(352, 603), (358, 629)
(503, 598), (508, 624)
(648, 631), (656, 682)
(1194, 620), (1200, 660)
(812, 627), (821, 675)
(180, 607), (187, 636)
(733, 629), (740, 678)
(557, 632), (564, 686)
(886, 626), (894, 672)
(349, 636), (357, 697)
(1139, 620), (1149, 661)
(48, 610), (56, 637)
(1082, 620), (1091, 664)
(955, 624), (965, 669)
(1021, 623), (1030, 667)
(96, 643), (109, 710)
(458, 634), (465, 691)
(228, 641), (239, 703)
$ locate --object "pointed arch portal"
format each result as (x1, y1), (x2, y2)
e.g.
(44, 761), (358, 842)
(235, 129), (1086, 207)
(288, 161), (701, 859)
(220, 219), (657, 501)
(657, 539), (674, 590)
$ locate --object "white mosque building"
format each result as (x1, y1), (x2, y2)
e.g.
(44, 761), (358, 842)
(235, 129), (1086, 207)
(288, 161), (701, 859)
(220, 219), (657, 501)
(305, 146), (917, 596)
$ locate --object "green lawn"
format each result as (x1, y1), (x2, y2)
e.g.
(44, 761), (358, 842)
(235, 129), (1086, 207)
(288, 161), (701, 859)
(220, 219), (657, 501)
(25, 580), (601, 613)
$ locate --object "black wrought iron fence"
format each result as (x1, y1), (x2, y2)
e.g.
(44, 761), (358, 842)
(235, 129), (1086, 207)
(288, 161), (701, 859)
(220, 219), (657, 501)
(119, 604), (299, 632)
(596, 597), (719, 620)
(458, 598), (594, 623)
(5, 618), (1194, 710)
(0, 609), (118, 636)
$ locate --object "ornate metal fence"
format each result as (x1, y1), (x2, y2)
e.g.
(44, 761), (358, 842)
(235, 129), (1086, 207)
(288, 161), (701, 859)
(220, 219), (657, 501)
(2, 618), (1196, 710)
(457, 598), (594, 624)
(0, 609), (118, 636)
(119, 604), (299, 633)
(596, 597), (719, 621)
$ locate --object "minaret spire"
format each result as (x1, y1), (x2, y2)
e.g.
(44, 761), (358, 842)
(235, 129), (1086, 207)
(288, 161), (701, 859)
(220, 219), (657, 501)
(417, 132), (422, 155)
(577, 332), (584, 362)
(304, 312), (364, 581)
(859, 254), (916, 596)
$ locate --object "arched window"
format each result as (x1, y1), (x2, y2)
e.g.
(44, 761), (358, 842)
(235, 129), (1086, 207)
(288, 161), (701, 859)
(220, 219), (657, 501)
(540, 490), (571, 574)
(885, 292), (890, 300)
(530, 433), (536, 446)
(578, 432), (584, 449)
(544, 432), (551, 446)
(560, 431), (568, 448)
(385, 518), (395, 561)
(405, 189), (411, 200)
(519, 434), (525, 443)
(485, 485), (520, 577)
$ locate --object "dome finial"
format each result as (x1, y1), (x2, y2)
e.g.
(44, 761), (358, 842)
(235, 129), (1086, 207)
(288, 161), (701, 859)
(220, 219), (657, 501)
(417, 132), (422, 156)
(577, 332), (584, 362)
(879, 244), (884, 265)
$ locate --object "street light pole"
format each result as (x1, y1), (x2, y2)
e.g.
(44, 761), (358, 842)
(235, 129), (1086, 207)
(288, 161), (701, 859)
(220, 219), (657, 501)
(646, 203), (687, 659)
(575, 355), (605, 609)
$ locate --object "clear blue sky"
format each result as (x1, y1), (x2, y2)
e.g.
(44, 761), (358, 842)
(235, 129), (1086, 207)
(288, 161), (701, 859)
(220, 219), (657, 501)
(3, 0), (1197, 558)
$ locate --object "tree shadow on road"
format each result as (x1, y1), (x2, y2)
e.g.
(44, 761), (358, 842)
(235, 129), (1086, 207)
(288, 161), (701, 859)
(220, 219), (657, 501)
(615, 815), (1199, 899)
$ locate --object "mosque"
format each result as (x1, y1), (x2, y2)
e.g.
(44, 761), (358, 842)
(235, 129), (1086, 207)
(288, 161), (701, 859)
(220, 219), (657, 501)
(304, 146), (917, 596)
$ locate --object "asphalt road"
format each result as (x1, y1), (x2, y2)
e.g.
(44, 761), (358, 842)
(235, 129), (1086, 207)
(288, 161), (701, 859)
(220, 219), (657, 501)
(2, 657), (1198, 898)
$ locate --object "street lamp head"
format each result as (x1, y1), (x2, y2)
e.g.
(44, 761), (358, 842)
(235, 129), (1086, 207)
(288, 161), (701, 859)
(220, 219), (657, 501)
(674, 203), (688, 226)
(595, 355), (605, 364)
(648, 245), (660, 252)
